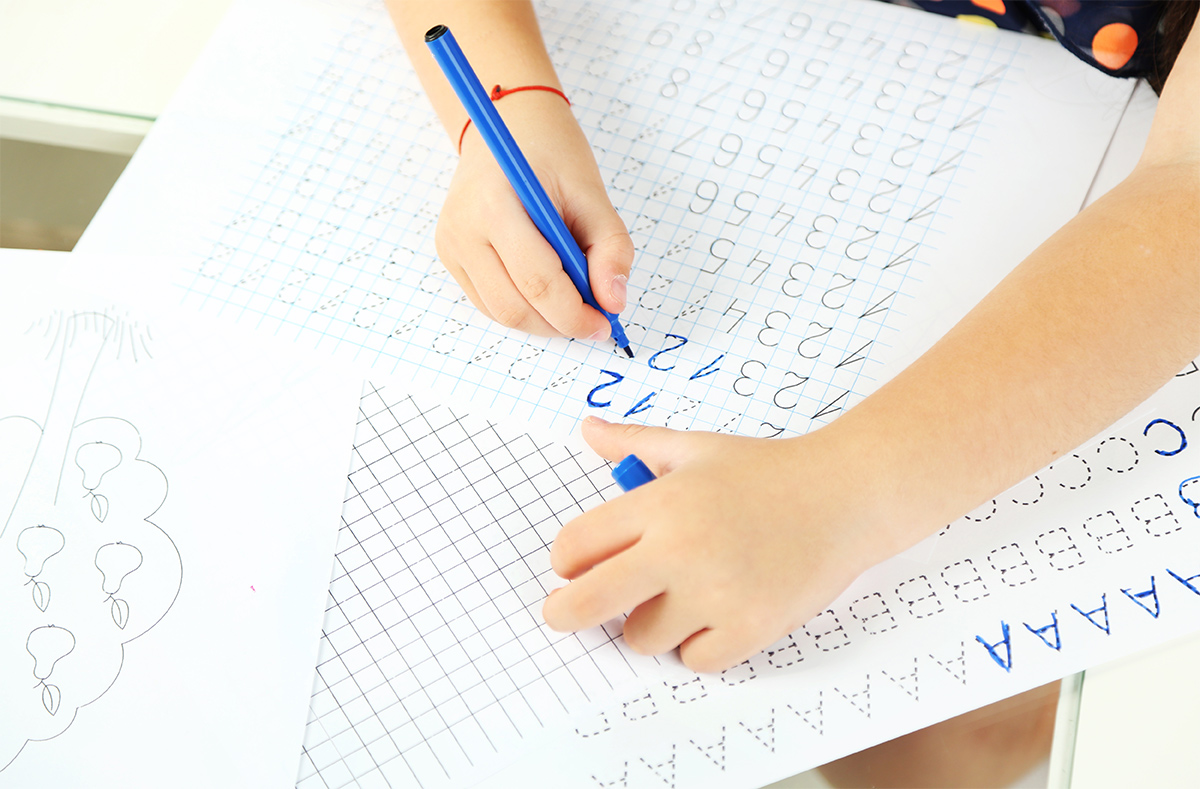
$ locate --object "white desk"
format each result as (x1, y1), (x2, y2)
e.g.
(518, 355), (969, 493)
(1067, 630), (1200, 788)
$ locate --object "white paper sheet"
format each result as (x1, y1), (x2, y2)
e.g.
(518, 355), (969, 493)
(289, 374), (1197, 789)
(484, 378), (1200, 789)
(79, 0), (1131, 443)
(0, 251), (362, 788)
(296, 385), (664, 789)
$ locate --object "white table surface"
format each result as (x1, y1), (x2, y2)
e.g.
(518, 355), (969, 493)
(1069, 629), (1200, 788)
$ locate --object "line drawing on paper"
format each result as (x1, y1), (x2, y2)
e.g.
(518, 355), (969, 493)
(0, 311), (183, 771)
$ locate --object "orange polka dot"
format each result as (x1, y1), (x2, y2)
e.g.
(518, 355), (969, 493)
(971, 0), (1006, 14)
(1092, 23), (1138, 70)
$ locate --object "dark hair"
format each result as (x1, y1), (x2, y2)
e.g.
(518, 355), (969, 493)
(1150, 1), (1198, 94)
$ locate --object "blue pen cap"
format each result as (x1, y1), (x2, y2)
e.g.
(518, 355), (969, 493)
(612, 455), (656, 492)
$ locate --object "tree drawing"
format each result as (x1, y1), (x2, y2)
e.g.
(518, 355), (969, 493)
(0, 311), (183, 771)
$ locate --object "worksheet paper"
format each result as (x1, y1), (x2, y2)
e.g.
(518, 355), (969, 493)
(297, 377), (1197, 789)
(0, 251), (361, 788)
(70, 0), (1200, 787)
(79, 0), (1133, 441)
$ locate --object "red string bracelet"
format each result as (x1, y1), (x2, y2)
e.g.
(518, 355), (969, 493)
(457, 84), (571, 154)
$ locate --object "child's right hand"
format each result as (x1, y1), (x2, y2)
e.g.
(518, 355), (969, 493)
(435, 92), (634, 340)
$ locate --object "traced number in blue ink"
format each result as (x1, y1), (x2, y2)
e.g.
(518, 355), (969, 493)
(647, 334), (688, 371)
(588, 371), (624, 408)
(1024, 612), (1061, 651)
(690, 354), (724, 380)
(1120, 576), (1160, 618)
(1180, 476), (1200, 518)
(974, 621), (1012, 672)
(1070, 594), (1111, 634)
(1143, 418), (1186, 456)
(624, 392), (656, 418)
(1167, 568), (1200, 596)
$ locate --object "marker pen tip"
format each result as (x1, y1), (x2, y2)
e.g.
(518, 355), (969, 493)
(622, 345), (634, 358)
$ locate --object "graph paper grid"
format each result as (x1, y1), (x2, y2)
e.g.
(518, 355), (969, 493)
(185, 0), (1020, 436)
(295, 384), (658, 788)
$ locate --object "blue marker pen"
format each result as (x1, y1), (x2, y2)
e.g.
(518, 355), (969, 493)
(424, 24), (634, 358)
(612, 454), (656, 492)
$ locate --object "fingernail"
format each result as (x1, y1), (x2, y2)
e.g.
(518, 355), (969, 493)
(588, 326), (610, 341)
(609, 275), (628, 310)
(584, 415), (609, 425)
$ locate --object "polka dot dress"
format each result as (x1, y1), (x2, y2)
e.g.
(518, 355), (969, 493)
(882, 1), (1161, 79)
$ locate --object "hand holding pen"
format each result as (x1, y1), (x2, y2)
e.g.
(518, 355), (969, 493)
(407, 14), (634, 350)
(542, 417), (891, 674)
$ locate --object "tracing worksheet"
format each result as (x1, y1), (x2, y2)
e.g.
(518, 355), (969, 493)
(292, 378), (1197, 789)
(71, 0), (1198, 787)
(81, 0), (1131, 441)
(0, 251), (361, 788)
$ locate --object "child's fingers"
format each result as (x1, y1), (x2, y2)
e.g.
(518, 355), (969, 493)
(455, 242), (559, 337)
(542, 545), (663, 633)
(678, 626), (761, 675)
(580, 416), (693, 475)
(621, 593), (706, 657)
(491, 216), (611, 340)
(550, 497), (645, 579)
(437, 214), (560, 336)
(438, 251), (497, 323)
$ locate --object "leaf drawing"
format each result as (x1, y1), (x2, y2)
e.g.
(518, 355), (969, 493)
(90, 493), (109, 523)
(31, 581), (50, 612)
(111, 598), (130, 630)
(42, 684), (61, 716)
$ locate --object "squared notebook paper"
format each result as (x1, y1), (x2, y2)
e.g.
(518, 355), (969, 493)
(0, 251), (362, 787)
(75, 1), (1199, 787)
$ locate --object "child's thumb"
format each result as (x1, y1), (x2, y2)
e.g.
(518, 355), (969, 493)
(579, 220), (634, 315)
(580, 416), (689, 476)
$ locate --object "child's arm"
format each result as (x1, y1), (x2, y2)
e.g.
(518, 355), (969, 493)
(543, 23), (1200, 674)
(386, 0), (633, 340)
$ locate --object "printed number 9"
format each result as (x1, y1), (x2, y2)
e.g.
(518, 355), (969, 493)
(690, 179), (719, 214)
(738, 88), (766, 121)
(761, 49), (789, 78)
(714, 133), (743, 167)
(785, 12), (812, 40)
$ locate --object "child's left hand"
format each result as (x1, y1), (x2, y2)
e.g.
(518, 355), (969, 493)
(542, 416), (904, 673)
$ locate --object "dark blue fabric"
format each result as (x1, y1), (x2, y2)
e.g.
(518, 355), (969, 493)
(883, 1), (1161, 79)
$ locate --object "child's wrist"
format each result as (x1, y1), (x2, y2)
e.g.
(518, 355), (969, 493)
(787, 421), (932, 568)
(456, 83), (571, 153)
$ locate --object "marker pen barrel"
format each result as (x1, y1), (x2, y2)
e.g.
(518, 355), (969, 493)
(424, 24), (634, 357)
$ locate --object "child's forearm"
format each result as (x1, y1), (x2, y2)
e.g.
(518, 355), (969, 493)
(386, 0), (560, 144)
(836, 23), (1200, 555)
(836, 158), (1199, 555)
